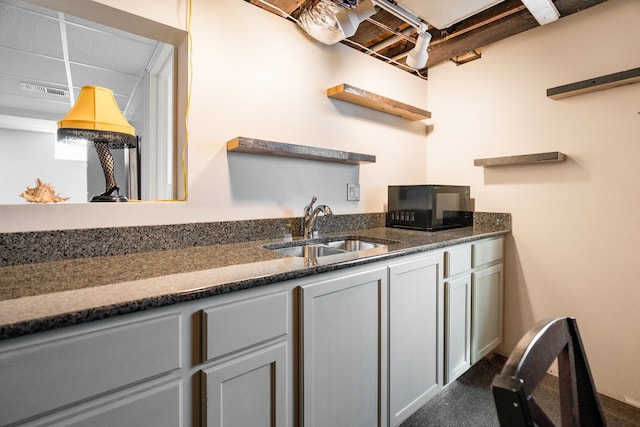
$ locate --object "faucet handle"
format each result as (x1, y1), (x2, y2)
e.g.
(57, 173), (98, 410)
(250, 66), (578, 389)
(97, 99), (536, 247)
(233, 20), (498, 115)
(304, 196), (317, 216)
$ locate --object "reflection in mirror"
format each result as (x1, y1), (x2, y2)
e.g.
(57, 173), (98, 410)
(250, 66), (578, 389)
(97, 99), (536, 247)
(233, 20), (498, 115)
(0, 0), (180, 204)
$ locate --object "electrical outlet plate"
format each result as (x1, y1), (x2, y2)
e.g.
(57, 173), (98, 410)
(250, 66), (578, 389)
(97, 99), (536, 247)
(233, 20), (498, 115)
(347, 183), (360, 201)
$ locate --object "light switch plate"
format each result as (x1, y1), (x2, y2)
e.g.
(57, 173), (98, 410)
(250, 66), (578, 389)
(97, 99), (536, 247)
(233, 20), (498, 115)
(347, 183), (360, 201)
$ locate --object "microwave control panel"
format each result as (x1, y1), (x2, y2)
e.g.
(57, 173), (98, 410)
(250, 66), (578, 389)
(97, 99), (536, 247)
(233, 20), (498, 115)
(389, 211), (416, 223)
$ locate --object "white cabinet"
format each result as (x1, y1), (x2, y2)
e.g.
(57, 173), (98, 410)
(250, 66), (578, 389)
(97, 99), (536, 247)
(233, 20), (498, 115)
(471, 263), (504, 363)
(471, 238), (504, 364)
(444, 237), (505, 378)
(444, 273), (472, 384)
(299, 266), (388, 427)
(443, 244), (472, 384)
(198, 290), (291, 427)
(0, 234), (506, 427)
(0, 309), (182, 426)
(0, 286), (295, 427)
(388, 253), (443, 426)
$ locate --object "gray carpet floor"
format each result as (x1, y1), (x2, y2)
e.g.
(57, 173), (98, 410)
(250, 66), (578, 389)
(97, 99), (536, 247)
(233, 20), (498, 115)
(400, 354), (640, 427)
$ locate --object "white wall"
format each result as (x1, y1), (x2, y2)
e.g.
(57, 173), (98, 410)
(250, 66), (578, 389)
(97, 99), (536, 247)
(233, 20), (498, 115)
(0, 127), (87, 203)
(427, 0), (640, 405)
(0, 0), (428, 232)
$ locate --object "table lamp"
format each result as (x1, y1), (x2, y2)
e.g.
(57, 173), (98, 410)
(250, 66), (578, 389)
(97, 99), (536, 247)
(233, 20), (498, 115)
(57, 86), (137, 202)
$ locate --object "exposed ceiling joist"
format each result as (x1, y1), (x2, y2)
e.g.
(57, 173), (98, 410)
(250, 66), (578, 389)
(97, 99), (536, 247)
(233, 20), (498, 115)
(247, 0), (607, 77)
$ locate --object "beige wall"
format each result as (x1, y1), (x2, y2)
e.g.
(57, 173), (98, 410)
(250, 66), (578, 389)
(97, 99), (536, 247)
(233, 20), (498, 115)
(427, 0), (640, 405)
(0, 0), (428, 232)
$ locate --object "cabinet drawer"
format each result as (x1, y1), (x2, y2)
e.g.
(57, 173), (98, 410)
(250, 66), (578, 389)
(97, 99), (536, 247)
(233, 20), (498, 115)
(472, 237), (504, 267)
(202, 291), (288, 361)
(0, 312), (181, 426)
(444, 245), (472, 278)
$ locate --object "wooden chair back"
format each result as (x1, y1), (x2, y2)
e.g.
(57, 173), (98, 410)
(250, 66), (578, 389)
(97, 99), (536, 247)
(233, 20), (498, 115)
(492, 317), (606, 427)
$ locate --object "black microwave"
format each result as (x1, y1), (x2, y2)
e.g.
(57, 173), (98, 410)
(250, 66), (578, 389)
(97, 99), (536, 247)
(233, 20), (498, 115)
(387, 185), (473, 231)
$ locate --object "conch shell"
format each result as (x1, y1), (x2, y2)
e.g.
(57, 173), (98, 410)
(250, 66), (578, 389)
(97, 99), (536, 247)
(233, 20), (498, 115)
(20, 178), (69, 203)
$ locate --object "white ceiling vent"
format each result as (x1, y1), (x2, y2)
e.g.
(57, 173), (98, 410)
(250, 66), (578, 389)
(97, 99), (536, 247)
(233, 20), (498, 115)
(20, 82), (69, 98)
(395, 0), (505, 29)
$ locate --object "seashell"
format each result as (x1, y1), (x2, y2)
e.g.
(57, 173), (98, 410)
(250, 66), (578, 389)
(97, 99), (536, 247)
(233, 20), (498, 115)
(19, 178), (69, 203)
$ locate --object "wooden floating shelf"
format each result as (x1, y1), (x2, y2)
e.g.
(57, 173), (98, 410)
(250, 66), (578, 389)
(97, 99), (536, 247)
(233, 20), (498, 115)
(327, 83), (431, 121)
(226, 137), (376, 165)
(547, 67), (640, 100)
(474, 152), (566, 167)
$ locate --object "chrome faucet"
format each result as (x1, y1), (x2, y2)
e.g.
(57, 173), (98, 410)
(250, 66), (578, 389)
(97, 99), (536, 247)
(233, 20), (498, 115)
(303, 196), (333, 239)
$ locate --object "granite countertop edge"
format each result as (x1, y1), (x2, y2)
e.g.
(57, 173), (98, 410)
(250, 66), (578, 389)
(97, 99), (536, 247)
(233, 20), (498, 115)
(0, 226), (509, 340)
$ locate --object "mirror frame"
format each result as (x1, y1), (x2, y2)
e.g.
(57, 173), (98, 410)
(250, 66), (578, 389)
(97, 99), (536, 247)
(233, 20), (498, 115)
(27, 0), (189, 201)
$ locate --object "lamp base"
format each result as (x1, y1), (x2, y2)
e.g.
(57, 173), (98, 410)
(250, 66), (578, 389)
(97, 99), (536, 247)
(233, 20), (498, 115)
(91, 194), (128, 202)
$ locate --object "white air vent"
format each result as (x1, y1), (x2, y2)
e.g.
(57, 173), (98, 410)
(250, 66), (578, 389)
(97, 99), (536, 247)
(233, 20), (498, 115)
(20, 82), (69, 98)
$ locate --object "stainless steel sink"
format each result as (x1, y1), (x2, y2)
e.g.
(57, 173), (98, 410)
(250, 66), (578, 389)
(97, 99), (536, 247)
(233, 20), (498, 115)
(264, 236), (399, 258)
(324, 239), (385, 252)
(273, 244), (346, 258)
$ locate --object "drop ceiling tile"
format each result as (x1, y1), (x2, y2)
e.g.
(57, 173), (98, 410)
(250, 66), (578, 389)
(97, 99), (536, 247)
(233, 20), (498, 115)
(0, 2), (63, 58)
(0, 47), (67, 84)
(65, 24), (158, 77)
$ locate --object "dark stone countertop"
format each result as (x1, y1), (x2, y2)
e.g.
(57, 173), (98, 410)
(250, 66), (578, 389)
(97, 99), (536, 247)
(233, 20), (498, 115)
(0, 224), (509, 340)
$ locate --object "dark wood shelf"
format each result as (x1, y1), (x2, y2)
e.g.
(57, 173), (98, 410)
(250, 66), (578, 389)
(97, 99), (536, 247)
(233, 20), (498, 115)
(227, 137), (376, 164)
(327, 83), (431, 121)
(547, 67), (640, 100)
(474, 152), (566, 167)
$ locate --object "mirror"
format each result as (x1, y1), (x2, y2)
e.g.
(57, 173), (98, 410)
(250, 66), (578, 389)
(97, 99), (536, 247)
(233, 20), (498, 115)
(0, 0), (187, 204)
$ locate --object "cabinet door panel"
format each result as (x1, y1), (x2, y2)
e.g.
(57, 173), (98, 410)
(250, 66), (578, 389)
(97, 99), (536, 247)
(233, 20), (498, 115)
(389, 254), (442, 426)
(471, 263), (504, 363)
(300, 267), (388, 427)
(445, 274), (471, 384)
(202, 342), (287, 427)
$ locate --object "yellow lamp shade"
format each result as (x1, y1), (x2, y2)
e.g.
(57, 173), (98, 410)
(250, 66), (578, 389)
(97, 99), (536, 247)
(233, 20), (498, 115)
(57, 86), (135, 136)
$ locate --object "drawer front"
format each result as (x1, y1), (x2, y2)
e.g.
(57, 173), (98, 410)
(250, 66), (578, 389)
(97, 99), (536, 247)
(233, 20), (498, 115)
(202, 291), (288, 361)
(38, 379), (182, 427)
(472, 237), (504, 268)
(0, 312), (181, 425)
(444, 245), (472, 278)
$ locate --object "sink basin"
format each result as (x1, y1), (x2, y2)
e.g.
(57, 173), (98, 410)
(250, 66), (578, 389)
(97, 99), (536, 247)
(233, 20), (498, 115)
(273, 244), (346, 258)
(264, 236), (399, 258)
(324, 239), (385, 252)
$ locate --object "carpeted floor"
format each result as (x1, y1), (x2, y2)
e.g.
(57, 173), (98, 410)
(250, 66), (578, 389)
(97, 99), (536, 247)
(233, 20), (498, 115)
(400, 354), (640, 427)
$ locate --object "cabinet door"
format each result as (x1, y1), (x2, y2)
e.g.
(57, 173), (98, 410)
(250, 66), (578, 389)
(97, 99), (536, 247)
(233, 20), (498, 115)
(471, 263), (504, 364)
(444, 274), (471, 384)
(388, 254), (443, 426)
(300, 267), (388, 427)
(202, 342), (287, 427)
